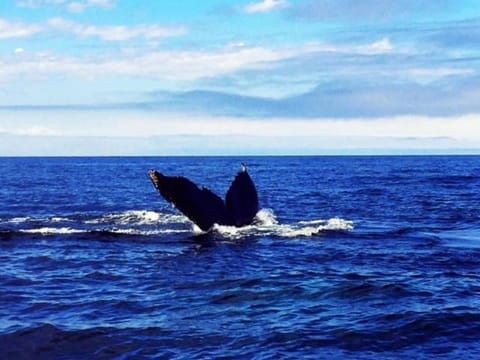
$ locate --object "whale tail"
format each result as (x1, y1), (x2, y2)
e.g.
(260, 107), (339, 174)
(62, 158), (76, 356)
(149, 165), (259, 231)
(225, 165), (259, 227)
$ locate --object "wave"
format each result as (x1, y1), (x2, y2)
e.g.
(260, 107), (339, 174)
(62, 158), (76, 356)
(211, 209), (354, 239)
(0, 323), (131, 360)
(5, 216), (74, 224)
(1, 209), (353, 240)
(2, 308), (479, 359)
(17, 228), (189, 236)
(19, 227), (85, 235)
(7, 217), (33, 224)
(3, 210), (187, 226)
(85, 210), (186, 226)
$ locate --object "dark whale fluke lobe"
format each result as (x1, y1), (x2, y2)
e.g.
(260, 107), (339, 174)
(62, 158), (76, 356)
(149, 165), (259, 232)
(225, 166), (259, 227)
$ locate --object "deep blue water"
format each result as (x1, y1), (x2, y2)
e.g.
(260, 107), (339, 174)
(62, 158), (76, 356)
(1, 156), (480, 359)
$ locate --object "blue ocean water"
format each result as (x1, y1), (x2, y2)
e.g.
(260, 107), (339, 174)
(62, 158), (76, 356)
(0, 156), (479, 359)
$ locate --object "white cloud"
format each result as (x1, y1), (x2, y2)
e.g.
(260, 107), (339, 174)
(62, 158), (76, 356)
(405, 67), (474, 84)
(2, 112), (480, 142)
(47, 17), (187, 41)
(67, 0), (114, 13)
(0, 44), (295, 82)
(300, 37), (396, 56)
(359, 37), (393, 54)
(17, 0), (66, 8)
(0, 38), (402, 83)
(13, 126), (63, 136)
(2, 111), (479, 155)
(0, 18), (42, 39)
(0, 17), (186, 41)
(1, 111), (480, 156)
(17, 0), (114, 13)
(243, 0), (288, 13)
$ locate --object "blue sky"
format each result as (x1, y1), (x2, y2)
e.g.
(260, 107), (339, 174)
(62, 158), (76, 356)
(1, 0), (480, 155)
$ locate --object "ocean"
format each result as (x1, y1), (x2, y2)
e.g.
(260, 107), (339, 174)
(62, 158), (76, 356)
(1, 156), (479, 359)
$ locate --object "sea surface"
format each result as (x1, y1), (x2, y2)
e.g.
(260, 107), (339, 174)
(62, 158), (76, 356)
(1, 156), (479, 359)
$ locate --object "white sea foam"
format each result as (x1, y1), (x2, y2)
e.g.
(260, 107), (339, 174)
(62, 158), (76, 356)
(192, 224), (205, 235)
(108, 228), (190, 235)
(8, 217), (32, 224)
(50, 217), (73, 223)
(13, 209), (353, 239)
(86, 210), (187, 225)
(6, 215), (77, 225)
(19, 227), (189, 236)
(212, 209), (354, 239)
(254, 208), (279, 226)
(20, 227), (85, 235)
(5, 216), (73, 224)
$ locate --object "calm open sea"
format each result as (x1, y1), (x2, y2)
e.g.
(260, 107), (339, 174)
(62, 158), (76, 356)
(1, 156), (479, 359)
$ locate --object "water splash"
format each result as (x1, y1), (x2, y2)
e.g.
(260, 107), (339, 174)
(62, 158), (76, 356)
(212, 209), (354, 239)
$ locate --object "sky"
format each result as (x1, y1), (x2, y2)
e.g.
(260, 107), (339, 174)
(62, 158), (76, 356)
(1, 0), (480, 155)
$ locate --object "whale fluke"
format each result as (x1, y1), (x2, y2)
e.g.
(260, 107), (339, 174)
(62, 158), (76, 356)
(225, 165), (259, 227)
(149, 165), (259, 232)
